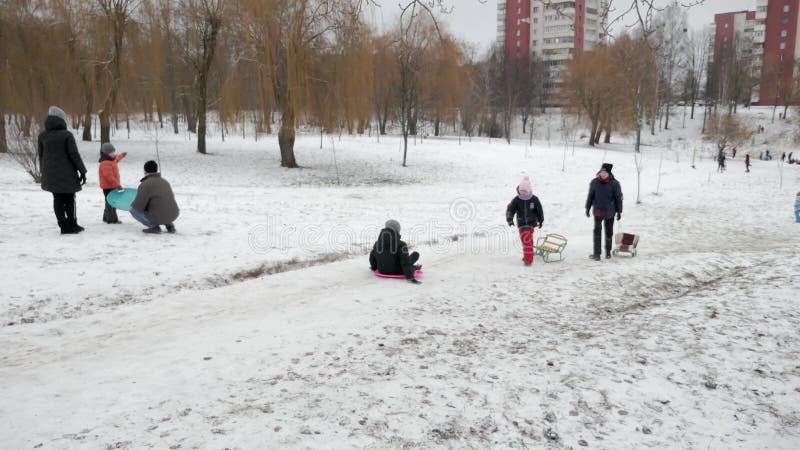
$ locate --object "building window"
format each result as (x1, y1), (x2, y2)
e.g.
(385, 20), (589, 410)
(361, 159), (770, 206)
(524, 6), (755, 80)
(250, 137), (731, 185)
(780, 42), (786, 49)
(725, 23), (728, 28)
(517, 40), (521, 47)
(782, 17), (790, 24)
(782, 30), (788, 37)
(784, 5), (790, 12)
(533, 7), (539, 13)
(532, 40), (538, 46)
(517, 29), (521, 36)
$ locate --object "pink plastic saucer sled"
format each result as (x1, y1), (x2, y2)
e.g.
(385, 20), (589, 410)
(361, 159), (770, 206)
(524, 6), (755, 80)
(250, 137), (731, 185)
(373, 270), (423, 279)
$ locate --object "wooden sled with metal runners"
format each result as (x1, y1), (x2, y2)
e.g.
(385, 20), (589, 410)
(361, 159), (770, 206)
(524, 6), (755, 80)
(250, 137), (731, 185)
(534, 233), (567, 262)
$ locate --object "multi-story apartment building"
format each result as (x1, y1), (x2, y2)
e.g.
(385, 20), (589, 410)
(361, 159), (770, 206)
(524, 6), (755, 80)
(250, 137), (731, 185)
(497, 0), (608, 92)
(754, 0), (800, 105)
(711, 0), (800, 106)
(709, 10), (757, 101)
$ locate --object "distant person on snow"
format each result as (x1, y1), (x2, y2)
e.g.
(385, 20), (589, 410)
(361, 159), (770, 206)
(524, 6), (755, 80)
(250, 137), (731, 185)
(789, 152), (794, 163)
(506, 175), (544, 266)
(585, 163), (623, 261)
(38, 106), (88, 234)
(732, 147), (737, 158)
(745, 154), (751, 173)
(98, 143), (127, 224)
(369, 219), (422, 284)
(717, 150), (726, 172)
(781, 152), (786, 162)
(130, 160), (179, 234)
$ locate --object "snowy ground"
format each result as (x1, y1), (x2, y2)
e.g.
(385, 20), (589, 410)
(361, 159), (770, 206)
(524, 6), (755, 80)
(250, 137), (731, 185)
(1, 108), (799, 449)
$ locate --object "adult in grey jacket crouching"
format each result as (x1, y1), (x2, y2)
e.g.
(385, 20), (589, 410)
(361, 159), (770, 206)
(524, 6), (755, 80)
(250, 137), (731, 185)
(130, 160), (179, 234)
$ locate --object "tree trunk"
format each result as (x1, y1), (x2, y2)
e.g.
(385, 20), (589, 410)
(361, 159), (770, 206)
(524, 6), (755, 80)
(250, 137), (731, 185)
(99, 98), (112, 144)
(434, 116), (440, 137)
(197, 73), (208, 154)
(664, 102), (671, 130)
(278, 104), (298, 168)
(604, 129), (611, 144)
(0, 114), (6, 153)
(184, 97), (197, 133)
(379, 118), (387, 135)
(589, 120), (598, 147)
(783, 104), (790, 120)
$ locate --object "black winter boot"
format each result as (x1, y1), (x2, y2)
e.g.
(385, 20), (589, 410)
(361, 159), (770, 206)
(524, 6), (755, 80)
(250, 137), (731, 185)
(59, 220), (79, 234)
(69, 219), (85, 233)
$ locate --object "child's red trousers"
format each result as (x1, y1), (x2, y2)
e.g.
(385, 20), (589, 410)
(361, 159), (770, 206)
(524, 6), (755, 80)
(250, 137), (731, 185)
(519, 228), (535, 264)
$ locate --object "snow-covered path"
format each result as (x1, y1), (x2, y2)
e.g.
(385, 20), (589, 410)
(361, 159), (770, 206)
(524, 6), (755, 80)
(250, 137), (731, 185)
(2, 243), (799, 449)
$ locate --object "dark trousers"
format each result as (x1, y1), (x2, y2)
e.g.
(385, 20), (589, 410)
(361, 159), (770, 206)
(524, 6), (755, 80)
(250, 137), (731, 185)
(593, 217), (614, 256)
(102, 189), (119, 223)
(52, 193), (76, 223)
(409, 252), (420, 265)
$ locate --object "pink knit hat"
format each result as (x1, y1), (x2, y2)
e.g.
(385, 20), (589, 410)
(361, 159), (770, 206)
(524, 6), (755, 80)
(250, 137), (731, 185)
(519, 176), (532, 194)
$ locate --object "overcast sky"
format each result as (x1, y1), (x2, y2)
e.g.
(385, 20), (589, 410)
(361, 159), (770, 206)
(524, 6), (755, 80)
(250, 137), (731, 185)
(366, 0), (756, 53)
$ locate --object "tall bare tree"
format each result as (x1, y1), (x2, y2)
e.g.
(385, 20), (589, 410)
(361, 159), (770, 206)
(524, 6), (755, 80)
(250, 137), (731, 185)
(96, 0), (138, 144)
(180, 0), (224, 154)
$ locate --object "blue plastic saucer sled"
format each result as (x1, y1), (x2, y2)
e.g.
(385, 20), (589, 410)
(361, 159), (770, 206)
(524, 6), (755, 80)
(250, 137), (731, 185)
(106, 188), (138, 212)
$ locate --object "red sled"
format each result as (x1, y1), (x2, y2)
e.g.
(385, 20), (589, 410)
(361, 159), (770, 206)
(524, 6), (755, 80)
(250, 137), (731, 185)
(373, 270), (423, 279)
(612, 233), (639, 257)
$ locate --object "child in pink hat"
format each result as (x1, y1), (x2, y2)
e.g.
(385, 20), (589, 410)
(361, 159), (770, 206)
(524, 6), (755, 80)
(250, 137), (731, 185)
(506, 175), (544, 265)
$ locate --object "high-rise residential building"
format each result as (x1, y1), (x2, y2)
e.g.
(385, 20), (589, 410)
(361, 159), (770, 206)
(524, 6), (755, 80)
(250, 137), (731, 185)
(497, 1), (608, 92)
(754, 0), (800, 105)
(709, 10), (757, 102)
(711, 0), (800, 106)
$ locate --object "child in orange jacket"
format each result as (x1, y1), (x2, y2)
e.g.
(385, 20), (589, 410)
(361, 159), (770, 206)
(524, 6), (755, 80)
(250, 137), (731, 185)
(98, 143), (127, 224)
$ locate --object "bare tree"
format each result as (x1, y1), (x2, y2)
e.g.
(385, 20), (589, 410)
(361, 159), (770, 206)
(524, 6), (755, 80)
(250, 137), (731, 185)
(8, 124), (42, 182)
(179, 0), (224, 154)
(96, 0), (139, 144)
(704, 112), (754, 154)
(394, 2), (441, 166)
(683, 28), (709, 120)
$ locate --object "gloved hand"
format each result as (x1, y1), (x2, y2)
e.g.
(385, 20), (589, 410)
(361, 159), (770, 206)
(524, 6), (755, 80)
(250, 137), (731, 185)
(408, 279), (422, 285)
(585, 209), (590, 218)
(122, 152), (128, 157)
(79, 172), (86, 185)
(538, 223), (543, 229)
(616, 213), (621, 221)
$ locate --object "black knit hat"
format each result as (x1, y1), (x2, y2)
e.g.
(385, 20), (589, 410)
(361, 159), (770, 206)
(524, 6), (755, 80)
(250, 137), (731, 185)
(601, 163), (613, 173)
(144, 160), (158, 174)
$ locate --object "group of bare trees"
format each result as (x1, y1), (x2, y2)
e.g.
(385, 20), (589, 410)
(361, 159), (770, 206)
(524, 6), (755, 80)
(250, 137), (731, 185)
(0, 0), (551, 168)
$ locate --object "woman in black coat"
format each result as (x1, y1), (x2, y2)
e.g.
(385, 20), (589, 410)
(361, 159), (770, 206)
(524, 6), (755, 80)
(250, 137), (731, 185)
(38, 106), (87, 234)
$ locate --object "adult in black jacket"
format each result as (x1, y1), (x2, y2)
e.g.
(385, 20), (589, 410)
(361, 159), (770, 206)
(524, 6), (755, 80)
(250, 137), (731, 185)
(369, 219), (421, 284)
(585, 163), (623, 260)
(38, 106), (87, 234)
(506, 175), (544, 265)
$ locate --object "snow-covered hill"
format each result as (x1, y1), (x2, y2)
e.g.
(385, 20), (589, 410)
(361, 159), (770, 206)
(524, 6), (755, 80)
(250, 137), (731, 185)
(1, 109), (798, 448)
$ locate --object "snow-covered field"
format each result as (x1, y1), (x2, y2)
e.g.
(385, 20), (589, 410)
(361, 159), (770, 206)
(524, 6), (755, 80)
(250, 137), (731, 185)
(1, 108), (799, 449)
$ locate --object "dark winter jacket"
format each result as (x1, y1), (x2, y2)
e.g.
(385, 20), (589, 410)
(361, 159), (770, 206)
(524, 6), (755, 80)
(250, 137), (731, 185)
(506, 191), (544, 228)
(38, 115), (87, 193)
(585, 175), (623, 219)
(130, 173), (180, 225)
(369, 228), (416, 279)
